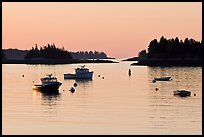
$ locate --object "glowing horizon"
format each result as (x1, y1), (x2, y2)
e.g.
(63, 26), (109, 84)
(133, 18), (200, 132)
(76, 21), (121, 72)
(2, 2), (202, 58)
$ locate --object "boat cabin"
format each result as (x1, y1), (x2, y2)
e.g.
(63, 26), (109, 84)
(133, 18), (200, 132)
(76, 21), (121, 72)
(75, 68), (90, 74)
(41, 74), (58, 85)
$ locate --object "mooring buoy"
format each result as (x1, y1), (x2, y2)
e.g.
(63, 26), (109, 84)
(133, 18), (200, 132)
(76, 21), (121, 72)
(70, 87), (75, 93)
(73, 83), (77, 87)
(128, 69), (131, 76)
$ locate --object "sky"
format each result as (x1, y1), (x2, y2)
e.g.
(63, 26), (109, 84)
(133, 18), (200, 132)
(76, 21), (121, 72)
(2, 2), (202, 58)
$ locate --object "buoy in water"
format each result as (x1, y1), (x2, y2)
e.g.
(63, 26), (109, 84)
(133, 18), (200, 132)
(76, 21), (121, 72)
(155, 88), (159, 91)
(70, 87), (75, 93)
(194, 93), (196, 96)
(98, 75), (100, 77)
(102, 77), (104, 79)
(22, 75), (24, 77)
(128, 69), (131, 76)
(73, 83), (77, 87)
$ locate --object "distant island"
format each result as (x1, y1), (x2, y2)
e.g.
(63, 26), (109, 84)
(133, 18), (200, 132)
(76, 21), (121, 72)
(2, 43), (117, 64)
(126, 36), (202, 66)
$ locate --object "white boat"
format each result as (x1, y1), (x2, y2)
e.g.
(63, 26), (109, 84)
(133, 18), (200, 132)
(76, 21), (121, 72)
(33, 74), (62, 93)
(64, 65), (93, 79)
(154, 76), (172, 81)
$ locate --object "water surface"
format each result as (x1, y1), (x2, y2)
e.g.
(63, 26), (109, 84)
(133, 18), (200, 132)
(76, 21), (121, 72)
(2, 61), (202, 135)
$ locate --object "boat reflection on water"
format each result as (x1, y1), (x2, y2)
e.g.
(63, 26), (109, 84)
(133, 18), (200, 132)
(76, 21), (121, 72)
(41, 91), (61, 112)
(72, 79), (93, 93)
(41, 91), (60, 96)
(75, 79), (93, 83)
(32, 89), (61, 113)
(32, 88), (60, 99)
(75, 79), (93, 87)
(32, 89), (40, 95)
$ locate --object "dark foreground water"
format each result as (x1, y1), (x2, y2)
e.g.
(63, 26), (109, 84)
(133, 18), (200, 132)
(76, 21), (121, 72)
(2, 61), (202, 135)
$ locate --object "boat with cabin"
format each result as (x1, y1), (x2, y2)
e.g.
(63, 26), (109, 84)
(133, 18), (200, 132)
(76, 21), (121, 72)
(33, 74), (62, 93)
(64, 65), (93, 79)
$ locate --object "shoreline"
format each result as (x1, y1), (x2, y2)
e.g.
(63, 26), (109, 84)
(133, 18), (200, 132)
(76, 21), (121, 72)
(122, 57), (140, 61)
(130, 58), (202, 67)
(2, 59), (118, 64)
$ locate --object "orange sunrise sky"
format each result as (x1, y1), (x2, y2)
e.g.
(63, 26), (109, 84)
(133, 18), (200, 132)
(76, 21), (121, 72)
(2, 2), (202, 58)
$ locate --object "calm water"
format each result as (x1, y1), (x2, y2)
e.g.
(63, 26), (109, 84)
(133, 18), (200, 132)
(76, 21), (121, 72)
(2, 61), (202, 135)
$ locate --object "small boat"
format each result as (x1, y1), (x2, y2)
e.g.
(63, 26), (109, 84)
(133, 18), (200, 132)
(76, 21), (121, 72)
(64, 65), (93, 79)
(32, 84), (42, 90)
(173, 90), (191, 97)
(33, 74), (62, 93)
(154, 76), (172, 81)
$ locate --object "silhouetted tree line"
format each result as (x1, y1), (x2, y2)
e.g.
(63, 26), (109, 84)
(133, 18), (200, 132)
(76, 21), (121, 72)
(24, 44), (72, 60)
(24, 44), (108, 60)
(141, 36), (202, 59)
(70, 51), (107, 60)
(138, 50), (147, 58)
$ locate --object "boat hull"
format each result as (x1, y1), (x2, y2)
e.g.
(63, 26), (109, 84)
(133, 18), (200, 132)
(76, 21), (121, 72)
(64, 72), (93, 79)
(154, 77), (171, 81)
(173, 90), (191, 97)
(41, 82), (62, 93)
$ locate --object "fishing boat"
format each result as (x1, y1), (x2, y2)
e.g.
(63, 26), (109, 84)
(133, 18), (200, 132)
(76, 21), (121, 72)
(173, 90), (191, 97)
(154, 76), (172, 81)
(33, 74), (62, 93)
(64, 65), (93, 79)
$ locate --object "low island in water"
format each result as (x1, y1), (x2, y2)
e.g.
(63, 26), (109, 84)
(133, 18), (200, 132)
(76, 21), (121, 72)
(2, 44), (117, 64)
(125, 36), (202, 66)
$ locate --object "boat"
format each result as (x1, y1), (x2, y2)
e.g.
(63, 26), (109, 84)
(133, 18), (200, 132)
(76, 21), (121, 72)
(64, 65), (93, 79)
(173, 90), (191, 97)
(33, 74), (62, 93)
(154, 76), (172, 81)
(41, 74), (62, 92)
(32, 84), (42, 90)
